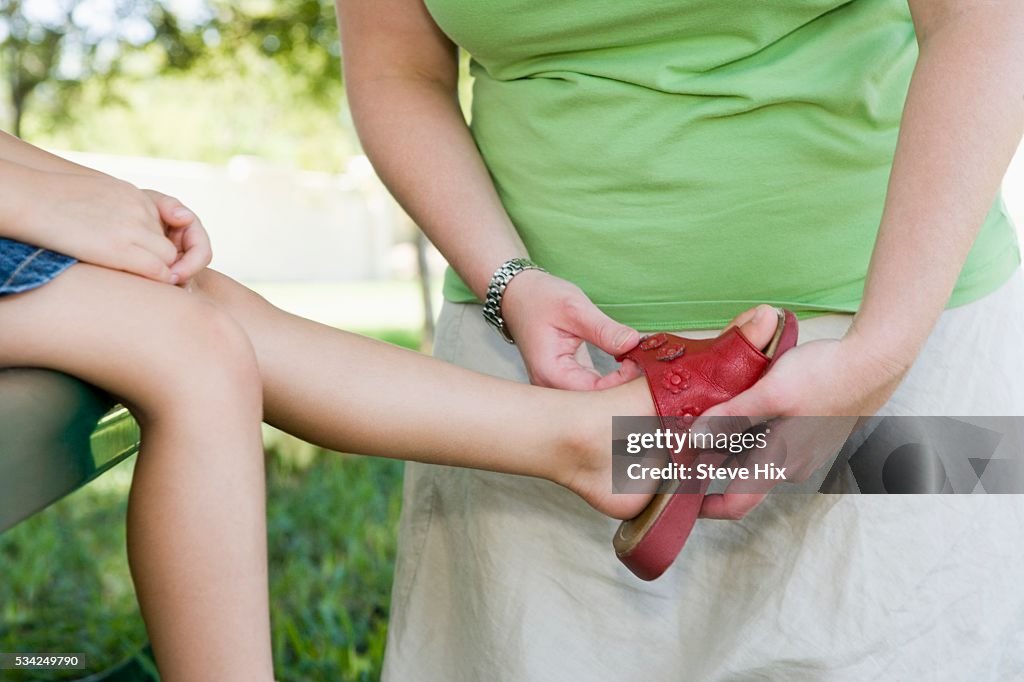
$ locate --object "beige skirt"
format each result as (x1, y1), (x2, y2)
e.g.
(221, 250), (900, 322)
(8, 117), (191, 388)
(384, 270), (1024, 682)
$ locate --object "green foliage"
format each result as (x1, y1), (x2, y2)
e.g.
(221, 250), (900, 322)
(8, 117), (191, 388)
(209, 0), (341, 104)
(27, 52), (356, 171)
(4, 0), (354, 170)
(0, 0), (208, 136)
(0, 441), (405, 682)
(0, 463), (150, 680)
(264, 439), (403, 682)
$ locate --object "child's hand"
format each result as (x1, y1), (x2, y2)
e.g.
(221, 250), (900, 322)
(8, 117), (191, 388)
(143, 190), (213, 285)
(21, 170), (182, 284)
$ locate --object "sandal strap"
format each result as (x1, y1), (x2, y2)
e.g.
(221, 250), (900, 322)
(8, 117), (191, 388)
(616, 326), (769, 420)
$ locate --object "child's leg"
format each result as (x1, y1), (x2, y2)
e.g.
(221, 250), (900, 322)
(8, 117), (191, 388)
(191, 270), (780, 520)
(0, 264), (273, 682)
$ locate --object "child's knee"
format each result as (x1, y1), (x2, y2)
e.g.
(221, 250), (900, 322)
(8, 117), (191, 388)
(185, 303), (260, 388)
(136, 301), (262, 419)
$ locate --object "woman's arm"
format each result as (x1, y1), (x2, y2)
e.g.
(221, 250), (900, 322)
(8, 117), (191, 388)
(336, 0), (521, 299)
(335, 0), (641, 390)
(848, 0), (1024, 367)
(700, 0), (1024, 520)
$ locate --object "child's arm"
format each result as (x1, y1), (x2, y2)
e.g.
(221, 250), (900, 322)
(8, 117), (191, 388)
(1, 133), (213, 284)
(0, 129), (107, 178)
(1, 157), (179, 282)
(0, 158), (211, 284)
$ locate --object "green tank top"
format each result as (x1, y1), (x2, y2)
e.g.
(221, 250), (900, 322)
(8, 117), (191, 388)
(433, 0), (1020, 330)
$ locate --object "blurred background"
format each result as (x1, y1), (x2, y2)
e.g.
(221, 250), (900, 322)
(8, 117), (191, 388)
(1, 1), (1022, 680)
(0, 1), (444, 680)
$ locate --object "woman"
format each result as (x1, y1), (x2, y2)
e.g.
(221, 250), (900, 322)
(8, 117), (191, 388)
(336, 0), (1024, 679)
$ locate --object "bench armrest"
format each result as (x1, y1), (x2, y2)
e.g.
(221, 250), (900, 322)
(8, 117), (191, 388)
(0, 368), (140, 533)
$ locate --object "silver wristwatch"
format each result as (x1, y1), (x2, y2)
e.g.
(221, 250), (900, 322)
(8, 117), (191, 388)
(482, 257), (547, 344)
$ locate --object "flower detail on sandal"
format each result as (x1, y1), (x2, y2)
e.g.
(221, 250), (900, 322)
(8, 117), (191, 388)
(661, 367), (691, 394)
(638, 333), (668, 351)
(655, 343), (686, 361)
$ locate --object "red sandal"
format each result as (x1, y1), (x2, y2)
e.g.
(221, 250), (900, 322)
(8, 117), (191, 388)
(612, 308), (799, 580)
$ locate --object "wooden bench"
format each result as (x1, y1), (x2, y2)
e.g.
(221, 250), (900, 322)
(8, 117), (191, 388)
(0, 367), (155, 680)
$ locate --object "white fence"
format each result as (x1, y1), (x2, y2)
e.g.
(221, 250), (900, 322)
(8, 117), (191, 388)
(59, 142), (1024, 285)
(60, 151), (404, 283)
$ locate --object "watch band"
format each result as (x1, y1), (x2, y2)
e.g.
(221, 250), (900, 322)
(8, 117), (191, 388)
(482, 257), (547, 344)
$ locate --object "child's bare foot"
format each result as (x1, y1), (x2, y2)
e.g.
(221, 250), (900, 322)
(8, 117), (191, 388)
(560, 305), (782, 520)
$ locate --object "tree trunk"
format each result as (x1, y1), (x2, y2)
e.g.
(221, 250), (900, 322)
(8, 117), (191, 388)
(8, 59), (29, 139)
(12, 93), (24, 138)
(414, 230), (436, 353)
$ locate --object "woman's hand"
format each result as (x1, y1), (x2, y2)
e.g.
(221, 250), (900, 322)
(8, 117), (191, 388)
(696, 330), (913, 519)
(500, 269), (643, 390)
(705, 332), (911, 419)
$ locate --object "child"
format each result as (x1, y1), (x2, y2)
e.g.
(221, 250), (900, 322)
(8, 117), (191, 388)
(0, 131), (780, 681)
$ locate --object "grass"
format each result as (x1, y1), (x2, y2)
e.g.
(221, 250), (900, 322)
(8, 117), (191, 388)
(0, 328), (417, 682)
(0, 460), (146, 680)
(264, 437), (403, 681)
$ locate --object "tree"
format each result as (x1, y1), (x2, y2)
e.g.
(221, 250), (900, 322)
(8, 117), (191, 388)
(0, 0), (349, 139)
(0, 0), (207, 137)
(207, 0), (341, 103)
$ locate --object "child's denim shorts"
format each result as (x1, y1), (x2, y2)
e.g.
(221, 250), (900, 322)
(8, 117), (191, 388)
(0, 238), (76, 297)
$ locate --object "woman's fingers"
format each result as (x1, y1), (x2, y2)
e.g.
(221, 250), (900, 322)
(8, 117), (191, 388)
(567, 298), (641, 358)
(593, 359), (642, 390)
(702, 381), (777, 421)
